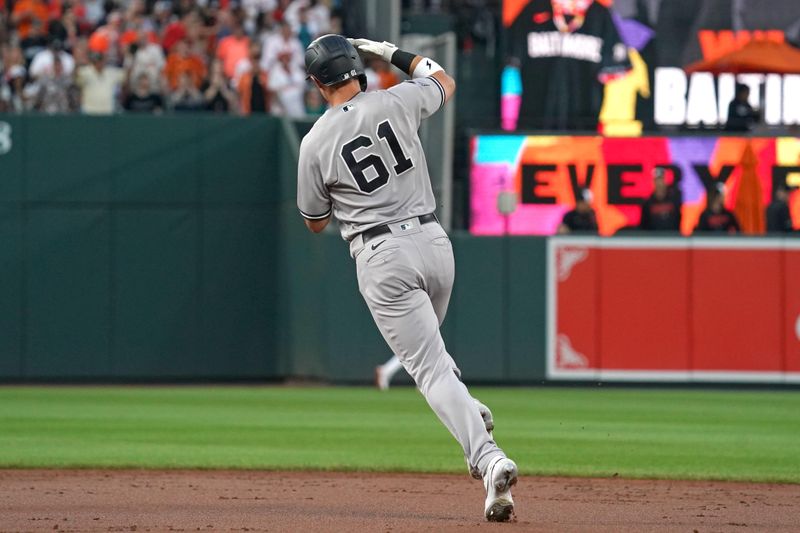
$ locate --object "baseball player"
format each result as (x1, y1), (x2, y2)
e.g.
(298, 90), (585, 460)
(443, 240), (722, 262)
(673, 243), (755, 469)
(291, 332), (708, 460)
(297, 34), (518, 521)
(375, 355), (402, 391)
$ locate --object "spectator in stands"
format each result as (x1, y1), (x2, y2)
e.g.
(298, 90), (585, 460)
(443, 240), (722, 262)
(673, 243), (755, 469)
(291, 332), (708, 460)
(766, 186), (794, 233)
(20, 18), (48, 64)
(161, 8), (191, 53)
(202, 60), (238, 113)
(695, 187), (740, 234)
(639, 171), (681, 232)
(164, 39), (206, 91)
(52, 4), (82, 53)
(0, 0), (7, 46)
(328, 10), (343, 35)
(0, 89), (11, 113)
(84, 0), (105, 27)
(0, 0), (379, 119)
(0, 74), (9, 113)
(308, 0), (331, 34)
(725, 84), (759, 132)
(282, 0), (304, 29)
(238, 41), (269, 115)
(89, 11), (123, 65)
(558, 189), (598, 234)
(272, 0), (292, 23)
(304, 86), (325, 115)
(293, 5), (316, 49)
(123, 72), (164, 113)
(74, 51), (125, 114)
(30, 38), (75, 81)
(216, 13), (250, 79)
(0, 45), (27, 112)
(260, 20), (303, 72)
(11, 0), (50, 42)
(189, 17), (213, 60)
(31, 54), (73, 113)
(126, 29), (166, 91)
(363, 60), (379, 92)
(253, 10), (276, 44)
(242, 0), (277, 35)
(169, 71), (204, 111)
(122, 0), (148, 31)
(371, 58), (399, 89)
(267, 50), (305, 117)
(71, 37), (89, 69)
(1, 70), (26, 112)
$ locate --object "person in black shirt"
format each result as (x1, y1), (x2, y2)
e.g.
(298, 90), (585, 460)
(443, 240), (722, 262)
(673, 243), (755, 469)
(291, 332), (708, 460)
(559, 189), (598, 234)
(505, 0), (630, 130)
(640, 172), (681, 232)
(725, 84), (759, 132)
(20, 19), (48, 65)
(202, 60), (237, 113)
(123, 73), (164, 113)
(695, 189), (740, 234)
(766, 186), (794, 233)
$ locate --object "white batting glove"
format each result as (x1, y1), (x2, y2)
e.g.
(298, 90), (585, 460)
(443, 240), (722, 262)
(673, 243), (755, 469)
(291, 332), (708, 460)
(347, 37), (398, 62)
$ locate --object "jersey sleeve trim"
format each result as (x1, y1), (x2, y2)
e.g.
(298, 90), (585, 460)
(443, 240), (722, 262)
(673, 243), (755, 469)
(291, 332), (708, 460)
(299, 207), (332, 220)
(428, 75), (445, 110)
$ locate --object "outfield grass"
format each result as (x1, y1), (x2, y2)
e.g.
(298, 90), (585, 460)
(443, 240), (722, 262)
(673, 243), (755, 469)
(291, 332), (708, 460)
(0, 386), (798, 483)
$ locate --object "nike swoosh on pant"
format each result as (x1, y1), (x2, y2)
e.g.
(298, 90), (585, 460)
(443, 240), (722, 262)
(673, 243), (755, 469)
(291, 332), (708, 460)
(371, 240), (386, 250)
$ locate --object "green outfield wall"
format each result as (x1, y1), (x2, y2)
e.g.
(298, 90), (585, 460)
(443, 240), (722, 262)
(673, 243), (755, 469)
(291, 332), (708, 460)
(0, 115), (548, 383)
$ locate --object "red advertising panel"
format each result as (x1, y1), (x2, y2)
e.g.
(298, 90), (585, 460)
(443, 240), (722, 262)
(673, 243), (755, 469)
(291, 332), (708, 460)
(549, 238), (797, 383)
(551, 243), (599, 377)
(786, 245), (800, 375)
(691, 247), (783, 372)
(599, 246), (690, 371)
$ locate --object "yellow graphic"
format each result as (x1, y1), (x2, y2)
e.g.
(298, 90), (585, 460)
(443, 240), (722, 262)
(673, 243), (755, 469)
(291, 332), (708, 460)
(599, 49), (650, 137)
(776, 137), (800, 229)
(776, 137), (800, 186)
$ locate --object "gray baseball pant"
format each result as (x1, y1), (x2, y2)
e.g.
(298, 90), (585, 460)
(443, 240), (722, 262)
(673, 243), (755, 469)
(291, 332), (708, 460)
(350, 217), (506, 477)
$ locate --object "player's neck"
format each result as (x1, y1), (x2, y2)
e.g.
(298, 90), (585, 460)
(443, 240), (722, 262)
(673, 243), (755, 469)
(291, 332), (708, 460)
(327, 85), (362, 107)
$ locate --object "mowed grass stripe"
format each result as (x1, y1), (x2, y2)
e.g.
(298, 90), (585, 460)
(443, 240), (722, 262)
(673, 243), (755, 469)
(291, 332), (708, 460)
(0, 387), (797, 482)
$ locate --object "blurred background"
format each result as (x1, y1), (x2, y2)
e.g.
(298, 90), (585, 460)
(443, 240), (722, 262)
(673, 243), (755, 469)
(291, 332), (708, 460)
(0, 0), (798, 386)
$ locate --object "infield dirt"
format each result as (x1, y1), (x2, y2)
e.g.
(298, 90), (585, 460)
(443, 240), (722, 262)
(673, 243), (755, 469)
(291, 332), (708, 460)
(1, 470), (798, 532)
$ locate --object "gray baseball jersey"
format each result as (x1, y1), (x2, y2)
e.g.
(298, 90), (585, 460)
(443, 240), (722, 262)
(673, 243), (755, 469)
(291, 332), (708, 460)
(297, 74), (508, 480)
(297, 77), (443, 240)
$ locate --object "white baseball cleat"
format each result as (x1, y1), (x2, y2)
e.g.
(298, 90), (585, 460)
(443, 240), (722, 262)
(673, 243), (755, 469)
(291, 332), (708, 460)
(374, 365), (390, 391)
(483, 456), (518, 522)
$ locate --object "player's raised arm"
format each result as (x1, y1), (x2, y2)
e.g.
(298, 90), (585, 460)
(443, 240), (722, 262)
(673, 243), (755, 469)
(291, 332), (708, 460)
(348, 38), (456, 103)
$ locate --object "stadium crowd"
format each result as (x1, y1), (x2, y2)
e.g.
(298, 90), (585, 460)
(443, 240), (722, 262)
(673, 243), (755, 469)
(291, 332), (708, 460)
(0, 0), (401, 115)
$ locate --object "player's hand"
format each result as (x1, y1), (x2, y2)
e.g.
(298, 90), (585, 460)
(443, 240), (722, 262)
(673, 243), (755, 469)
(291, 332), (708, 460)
(348, 37), (397, 62)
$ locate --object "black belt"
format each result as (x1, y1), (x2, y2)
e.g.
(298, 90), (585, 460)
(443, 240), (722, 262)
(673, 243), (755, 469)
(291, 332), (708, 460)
(360, 213), (438, 243)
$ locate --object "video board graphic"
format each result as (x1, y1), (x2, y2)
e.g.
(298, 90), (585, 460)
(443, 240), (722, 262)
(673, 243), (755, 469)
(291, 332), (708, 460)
(470, 134), (800, 235)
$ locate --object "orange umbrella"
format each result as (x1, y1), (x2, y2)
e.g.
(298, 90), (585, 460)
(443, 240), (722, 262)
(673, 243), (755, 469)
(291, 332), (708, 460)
(685, 40), (800, 74)
(734, 142), (765, 235)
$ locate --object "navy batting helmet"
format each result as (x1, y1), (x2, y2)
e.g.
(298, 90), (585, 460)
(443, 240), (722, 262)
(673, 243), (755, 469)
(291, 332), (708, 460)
(305, 34), (367, 92)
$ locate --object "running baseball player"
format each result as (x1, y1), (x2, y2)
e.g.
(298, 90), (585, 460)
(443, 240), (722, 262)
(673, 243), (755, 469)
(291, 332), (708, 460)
(375, 355), (402, 391)
(297, 34), (518, 521)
